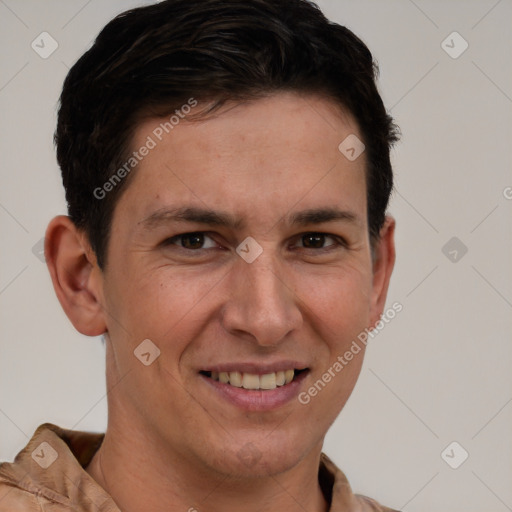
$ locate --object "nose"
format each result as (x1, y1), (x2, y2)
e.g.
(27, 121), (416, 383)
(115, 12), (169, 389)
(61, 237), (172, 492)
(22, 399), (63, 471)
(220, 253), (303, 347)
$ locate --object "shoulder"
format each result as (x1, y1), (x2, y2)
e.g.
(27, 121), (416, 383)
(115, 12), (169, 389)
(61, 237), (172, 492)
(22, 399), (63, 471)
(356, 493), (402, 512)
(0, 474), (44, 511)
(320, 453), (401, 512)
(0, 465), (76, 512)
(0, 422), (104, 512)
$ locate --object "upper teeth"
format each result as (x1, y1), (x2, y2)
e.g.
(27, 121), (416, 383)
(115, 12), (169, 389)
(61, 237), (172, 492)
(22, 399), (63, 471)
(210, 370), (295, 390)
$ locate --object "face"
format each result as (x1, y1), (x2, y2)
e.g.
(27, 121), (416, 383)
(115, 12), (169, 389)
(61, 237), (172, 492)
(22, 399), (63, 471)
(95, 92), (391, 477)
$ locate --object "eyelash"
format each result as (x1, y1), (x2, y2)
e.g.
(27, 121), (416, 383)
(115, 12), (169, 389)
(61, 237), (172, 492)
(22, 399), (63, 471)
(162, 231), (348, 252)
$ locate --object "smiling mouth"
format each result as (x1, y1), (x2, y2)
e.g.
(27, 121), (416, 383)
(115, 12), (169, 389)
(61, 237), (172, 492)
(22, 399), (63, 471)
(200, 369), (308, 391)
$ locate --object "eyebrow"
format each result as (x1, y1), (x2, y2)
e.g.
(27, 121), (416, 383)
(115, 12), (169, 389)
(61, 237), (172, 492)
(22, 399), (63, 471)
(288, 208), (359, 227)
(138, 206), (360, 231)
(139, 207), (243, 231)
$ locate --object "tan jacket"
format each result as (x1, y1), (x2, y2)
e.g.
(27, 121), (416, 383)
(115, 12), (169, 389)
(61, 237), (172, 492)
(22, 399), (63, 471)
(0, 423), (400, 511)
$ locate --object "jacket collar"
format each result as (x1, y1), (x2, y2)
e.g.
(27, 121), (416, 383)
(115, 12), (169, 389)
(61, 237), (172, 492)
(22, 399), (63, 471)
(0, 423), (377, 512)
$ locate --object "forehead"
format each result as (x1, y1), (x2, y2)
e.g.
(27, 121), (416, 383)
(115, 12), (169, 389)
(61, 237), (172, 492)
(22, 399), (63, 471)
(114, 92), (367, 229)
(134, 92), (360, 155)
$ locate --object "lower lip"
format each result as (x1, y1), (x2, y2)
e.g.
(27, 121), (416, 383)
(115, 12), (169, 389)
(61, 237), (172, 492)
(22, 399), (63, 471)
(200, 371), (309, 411)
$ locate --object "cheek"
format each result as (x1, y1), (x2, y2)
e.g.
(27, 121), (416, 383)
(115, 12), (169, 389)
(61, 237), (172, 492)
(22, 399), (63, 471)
(297, 270), (370, 426)
(107, 265), (222, 337)
(104, 266), (230, 395)
(101, 267), (218, 415)
(298, 262), (373, 344)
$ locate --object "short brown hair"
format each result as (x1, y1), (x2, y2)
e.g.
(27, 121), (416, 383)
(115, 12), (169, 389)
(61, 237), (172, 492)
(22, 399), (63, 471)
(55, 0), (399, 269)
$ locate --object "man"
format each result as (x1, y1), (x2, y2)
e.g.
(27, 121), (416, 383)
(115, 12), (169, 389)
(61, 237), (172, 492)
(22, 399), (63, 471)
(0, 0), (400, 510)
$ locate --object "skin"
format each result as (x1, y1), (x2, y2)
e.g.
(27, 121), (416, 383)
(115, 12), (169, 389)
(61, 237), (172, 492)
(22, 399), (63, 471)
(45, 92), (395, 512)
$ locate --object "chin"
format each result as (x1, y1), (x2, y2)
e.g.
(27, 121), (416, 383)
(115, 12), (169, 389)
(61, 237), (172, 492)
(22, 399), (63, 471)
(208, 431), (317, 478)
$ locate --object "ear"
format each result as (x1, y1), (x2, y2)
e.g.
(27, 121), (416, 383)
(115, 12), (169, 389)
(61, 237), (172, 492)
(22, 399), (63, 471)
(368, 216), (396, 327)
(44, 215), (107, 336)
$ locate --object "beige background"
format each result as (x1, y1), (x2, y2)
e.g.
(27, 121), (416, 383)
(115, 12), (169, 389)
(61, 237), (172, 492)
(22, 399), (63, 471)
(0, 1), (511, 510)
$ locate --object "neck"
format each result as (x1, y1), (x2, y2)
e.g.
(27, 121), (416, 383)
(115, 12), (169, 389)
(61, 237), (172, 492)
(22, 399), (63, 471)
(86, 415), (329, 512)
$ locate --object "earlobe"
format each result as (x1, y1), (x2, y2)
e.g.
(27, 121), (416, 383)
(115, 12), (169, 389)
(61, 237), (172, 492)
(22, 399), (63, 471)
(44, 215), (107, 336)
(369, 216), (396, 327)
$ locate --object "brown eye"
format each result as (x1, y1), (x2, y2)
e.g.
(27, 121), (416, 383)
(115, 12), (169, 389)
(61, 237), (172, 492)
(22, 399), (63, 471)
(302, 233), (327, 249)
(293, 233), (345, 251)
(180, 233), (205, 249)
(165, 232), (218, 250)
